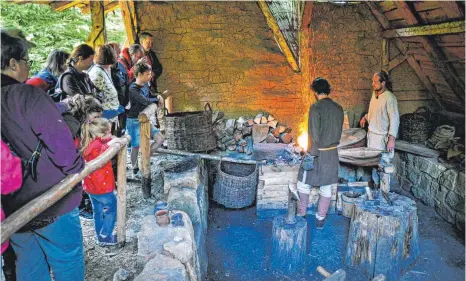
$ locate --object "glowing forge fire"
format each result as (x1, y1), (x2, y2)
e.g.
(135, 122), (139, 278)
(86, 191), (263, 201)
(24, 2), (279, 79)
(297, 123), (308, 151)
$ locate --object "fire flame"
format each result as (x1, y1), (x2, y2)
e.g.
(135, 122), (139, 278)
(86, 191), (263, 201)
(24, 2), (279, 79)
(297, 122), (308, 151)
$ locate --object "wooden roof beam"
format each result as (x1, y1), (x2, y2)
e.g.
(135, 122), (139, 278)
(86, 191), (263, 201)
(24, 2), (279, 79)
(258, 0), (300, 72)
(50, 0), (86, 12)
(393, 1), (465, 103)
(119, 0), (137, 45)
(383, 20), (465, 38)
(365, 1), (444, 109)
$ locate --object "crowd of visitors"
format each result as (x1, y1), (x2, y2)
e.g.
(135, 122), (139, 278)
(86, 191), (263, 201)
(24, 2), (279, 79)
(1, 28), (165, 281)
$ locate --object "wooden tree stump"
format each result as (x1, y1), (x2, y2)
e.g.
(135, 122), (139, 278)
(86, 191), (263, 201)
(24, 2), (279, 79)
(271, 216), (307, 275)
(345, 193), (419, 281)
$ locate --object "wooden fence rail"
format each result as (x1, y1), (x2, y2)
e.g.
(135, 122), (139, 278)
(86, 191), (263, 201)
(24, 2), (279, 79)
(1, 135), (131, 245)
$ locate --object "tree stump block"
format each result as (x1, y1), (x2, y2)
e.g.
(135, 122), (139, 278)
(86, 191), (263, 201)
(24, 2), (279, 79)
(271, 216), (307, 275)
(344, 193), (419, 281)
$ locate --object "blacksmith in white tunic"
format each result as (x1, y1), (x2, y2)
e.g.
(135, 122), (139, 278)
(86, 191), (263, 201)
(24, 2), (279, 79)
(360, 71), (399, 158)
(360, 71), (399, 187)
(297, 78), (344, 229)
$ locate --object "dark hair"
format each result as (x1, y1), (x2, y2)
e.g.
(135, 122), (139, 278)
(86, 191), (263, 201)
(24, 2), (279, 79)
(69, 44), (95, 66)
(311, 77), (331, 95)
(138, 32), (152, 43)
(94, 44), (116, 65)
(1, 30), (29, 70)
(128, 44), (144, 56)
(375, 71), (392, 91)
(134, 62), (151, 77)
(45, 49), (70, 76)
(108, 42), (121, 55)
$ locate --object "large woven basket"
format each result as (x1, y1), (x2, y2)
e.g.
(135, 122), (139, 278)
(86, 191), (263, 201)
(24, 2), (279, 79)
(400, 107), (434, 144)
(165, 103), (216, 152)
(213, 161), (258, 209)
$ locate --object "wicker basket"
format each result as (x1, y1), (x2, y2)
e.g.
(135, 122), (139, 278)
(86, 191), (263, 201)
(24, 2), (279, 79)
(400, 107), (434, 144)
(165, 103), (216, 152)
(213, 161), (258, 209)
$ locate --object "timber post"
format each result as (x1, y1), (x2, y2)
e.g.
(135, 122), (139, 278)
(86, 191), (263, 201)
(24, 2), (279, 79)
(1, 135), (131, 245)
(138, 104), (158, 199)
(86, 1), (106, 48)
(117, 139), (128, 246)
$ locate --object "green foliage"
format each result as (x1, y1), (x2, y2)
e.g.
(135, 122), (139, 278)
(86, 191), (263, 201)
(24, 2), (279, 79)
(1, 2), (126, 74)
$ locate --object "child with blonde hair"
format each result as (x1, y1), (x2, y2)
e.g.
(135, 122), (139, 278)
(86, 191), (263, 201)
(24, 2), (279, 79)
(80, 118), (121, 246)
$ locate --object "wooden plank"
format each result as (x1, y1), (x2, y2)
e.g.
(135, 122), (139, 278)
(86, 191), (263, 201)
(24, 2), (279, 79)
(393, 1), (418, 25)
(382, 20), (465, 38)
(119, 0), (137, 45)
(378, 0), (397, 13)
(395, 90), (433, 101)
(116, 143), (127, 245)
(1, 135), (131, 244)
(382, 38), (389, 71)
(440, 1), (464, 19)
(395, 140), (441, 158)
(86, 1), (106, 48)
(258, 0), (300, 72)
(413, 2), (442, 12)
(384, 8), (404, 21)
(417, 10), (449, 24)
(388, 53), (407, 70)
(366, 1), (391, 29)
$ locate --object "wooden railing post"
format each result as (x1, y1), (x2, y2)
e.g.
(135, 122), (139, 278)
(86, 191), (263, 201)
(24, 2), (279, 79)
(117, 144), (127, 246)
(1, 135), (131, 244)
(138, 104), (158, 199)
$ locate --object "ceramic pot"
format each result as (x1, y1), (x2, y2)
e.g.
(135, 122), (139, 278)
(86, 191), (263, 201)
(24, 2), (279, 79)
(156, 210), (170, 226)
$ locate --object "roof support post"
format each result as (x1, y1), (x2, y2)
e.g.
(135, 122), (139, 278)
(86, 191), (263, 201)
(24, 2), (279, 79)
(86, 1), (106, 48)
(119, 0), (138, 45)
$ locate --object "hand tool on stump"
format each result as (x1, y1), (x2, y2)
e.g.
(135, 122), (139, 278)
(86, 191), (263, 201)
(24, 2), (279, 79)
(270, 182), (307, 276)
(317, 266), (346, 281)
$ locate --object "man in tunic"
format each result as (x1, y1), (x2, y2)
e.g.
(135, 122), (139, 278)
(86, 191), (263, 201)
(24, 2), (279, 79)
(297, 78), (344, 229)
(360, 71), (399, 157)
(359, 71), (399, 187)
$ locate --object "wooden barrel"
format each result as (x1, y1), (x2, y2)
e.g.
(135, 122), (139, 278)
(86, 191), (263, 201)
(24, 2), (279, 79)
(341, 191), (362, 218)
(345, 193), (419, 280)
(165, 103), (216, 152)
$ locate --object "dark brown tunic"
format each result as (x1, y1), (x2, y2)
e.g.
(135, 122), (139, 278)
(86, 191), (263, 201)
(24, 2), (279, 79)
(298, 98), (344, 186)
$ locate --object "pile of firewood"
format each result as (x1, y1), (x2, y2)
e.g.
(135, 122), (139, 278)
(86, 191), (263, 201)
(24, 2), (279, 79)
(212, 112), (293, 154)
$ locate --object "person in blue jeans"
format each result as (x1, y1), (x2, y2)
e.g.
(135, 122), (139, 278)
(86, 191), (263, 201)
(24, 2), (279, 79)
(1, 29), (85, 281)
(126, 62), (164, 180)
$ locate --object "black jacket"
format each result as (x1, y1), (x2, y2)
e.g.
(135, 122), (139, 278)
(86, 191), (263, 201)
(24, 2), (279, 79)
(127, 82), (158, 119)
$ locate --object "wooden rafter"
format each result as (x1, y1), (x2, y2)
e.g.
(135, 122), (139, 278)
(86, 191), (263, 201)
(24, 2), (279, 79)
(393, 1), (465, 103)
(50, 0), (86, 12)
(388, 54), (407, 71)
(365, 1), (445, 109)
(258, 0), (300, 72)
(383, 20), (465, 38)
(80, 1), (119, 14)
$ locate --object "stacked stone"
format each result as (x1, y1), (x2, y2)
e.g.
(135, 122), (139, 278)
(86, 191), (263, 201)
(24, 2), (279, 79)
(393, 152), (465, 232)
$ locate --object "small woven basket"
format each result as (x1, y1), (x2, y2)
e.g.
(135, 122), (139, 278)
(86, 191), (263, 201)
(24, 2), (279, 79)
(213, 161), (258, 209)
(400, 107), (434, 144)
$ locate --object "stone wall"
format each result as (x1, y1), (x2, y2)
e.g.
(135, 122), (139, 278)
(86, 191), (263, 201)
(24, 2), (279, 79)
(393, 152), (465, 232)
(135, 2), (435, 137)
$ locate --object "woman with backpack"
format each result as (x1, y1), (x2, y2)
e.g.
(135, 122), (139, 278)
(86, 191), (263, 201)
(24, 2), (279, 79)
(26, 49), (70, 101)
(58, 44), (97, 101)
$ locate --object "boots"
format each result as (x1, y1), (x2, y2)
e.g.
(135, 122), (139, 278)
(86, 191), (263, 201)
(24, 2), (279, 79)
(316, 196), (331, 229)
(297, 192), (309, 217)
